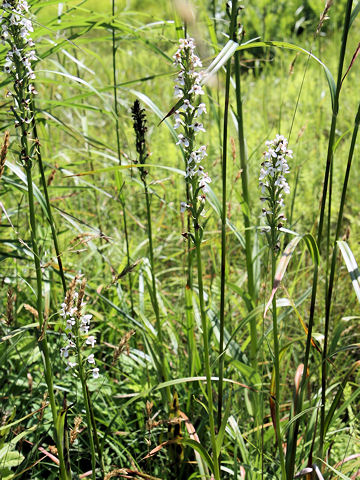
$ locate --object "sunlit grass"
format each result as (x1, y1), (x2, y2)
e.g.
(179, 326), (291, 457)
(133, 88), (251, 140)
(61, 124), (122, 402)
(0, 0), (359, 479)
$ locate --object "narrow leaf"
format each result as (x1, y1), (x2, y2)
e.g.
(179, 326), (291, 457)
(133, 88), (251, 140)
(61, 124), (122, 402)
(338, 240), (360, 302)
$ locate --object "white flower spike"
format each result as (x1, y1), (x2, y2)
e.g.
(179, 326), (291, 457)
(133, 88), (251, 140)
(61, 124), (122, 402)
(172, 37), (211, 213)
(259, 134), (291, 243)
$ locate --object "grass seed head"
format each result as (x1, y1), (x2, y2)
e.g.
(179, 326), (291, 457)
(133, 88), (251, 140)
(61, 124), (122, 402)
(0, 131), (9, 182)
(6, 287), (15, 326)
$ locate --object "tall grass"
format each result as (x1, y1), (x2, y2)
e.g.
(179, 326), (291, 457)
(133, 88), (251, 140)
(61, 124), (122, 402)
(0, 0), (359, 479)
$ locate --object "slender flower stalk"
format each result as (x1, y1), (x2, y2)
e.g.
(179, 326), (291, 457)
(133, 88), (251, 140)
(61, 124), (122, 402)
(233, 13), (258, 369)
(131, 100), (171, 406)
(218, 0), (238, 431)
(30, 109), (67, 295)
(173, 37), (220, 480)
(317, 0), (353, 456)
(112, 0), (134, 314)
(260, 134), (292, 480)
(60, 277), (102, 479)
(0, 1), (69, 478)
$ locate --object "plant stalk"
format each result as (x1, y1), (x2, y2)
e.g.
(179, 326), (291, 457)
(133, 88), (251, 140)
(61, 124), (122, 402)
(30, 103), (67, 295)
(75, 336), (97, 480)
(314, 0), (353, 456)
(218, 0), (238, 431)
(112, 0), (134, 314)
(142, 178), (171, 405)
(194, 227), (220, 480)
(320, 101), (360, 449)
(25, 161), (70, 480)
(234, 29), (257, 363)
(271, 248), (286, 480)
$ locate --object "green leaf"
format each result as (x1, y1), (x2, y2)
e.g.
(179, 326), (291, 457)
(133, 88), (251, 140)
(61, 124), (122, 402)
(324, 361), (360, 435)
(180, 438), (214, 472)
(203, 40), (239, 83)
(350, 2), (360, 27)
(264, 233), (319, 317)
(6, 163), (50, 223)
(315, 458), (352, 480)
(215, 391), (232, 455)
(337, 241), (360, 302)
(0, 448), (24, 468)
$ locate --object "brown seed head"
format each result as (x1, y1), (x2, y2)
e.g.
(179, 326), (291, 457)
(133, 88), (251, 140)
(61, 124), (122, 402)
(316, 0), (333, 35)
(70, 416), (82, 444)
(112, 329), (135, 365)
(6, 288), (16, 326)
(0, 131), (9, 182)
(47, 168), (56, 186)
(24, 303), (38, 318)
(63, 275), (79, 315)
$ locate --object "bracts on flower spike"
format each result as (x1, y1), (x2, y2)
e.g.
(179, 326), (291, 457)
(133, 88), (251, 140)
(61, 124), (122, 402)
(60, 276), (100, 379)
(172, 37), (210, 221)
(259, 134), (292, 250)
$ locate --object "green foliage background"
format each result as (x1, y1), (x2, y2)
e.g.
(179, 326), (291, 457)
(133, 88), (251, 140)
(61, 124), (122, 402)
(0, 0), (359, 478)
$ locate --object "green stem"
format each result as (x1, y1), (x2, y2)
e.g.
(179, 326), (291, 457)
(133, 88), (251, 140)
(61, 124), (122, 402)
(218, 1), (238, 431)
(75, 342), (97, 480)
(194, 227), (220, 480)
(143, 179), (171, 405)
(30, 104), (67, 295)
(316, 0), (353, 456)
(25, 163), (70, 480)
(271, 249), (286, 480)
(86, 384), (105, 476)
(284, 98), (359, 472)
(112, 0), (134, 314)
(234, 32), (257, 364)
(185, 180), (195, 413)
(321, 102), (360, 445)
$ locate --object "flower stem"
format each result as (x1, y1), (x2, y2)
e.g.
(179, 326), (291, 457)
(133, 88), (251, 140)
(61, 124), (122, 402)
(305, 0), (353, 456)
(320, 101), (360, 450)
(194, 226), (220, 480)
(25, 161), (70, 480)
(112, 0), (134, 315)
(30, 103), (67, 295)
(142, 179), (171, 406)
(271, 248), (286, 480)
(218, 0), (238, 431)
(75, 337), (97, 480)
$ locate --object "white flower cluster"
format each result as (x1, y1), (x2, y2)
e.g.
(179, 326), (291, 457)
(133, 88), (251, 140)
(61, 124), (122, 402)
(173, 37), (211, 213)
(0, 0), (38, 127)
(259, 134), (292, 227)
(60, 281), (99, 379)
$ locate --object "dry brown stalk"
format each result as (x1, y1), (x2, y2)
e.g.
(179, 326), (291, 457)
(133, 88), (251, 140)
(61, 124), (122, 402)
(47, 167), (56, 186)
(316, 0), (333, 35)
(0, 131), (10, 183)
(70, 416), (82, 444)
(27, 372), (33, 392)
(6, 288), (16, 326)
(37, 392), (48, 421)
(24, 303), (38, 318)
(112, 329), (135, 365)
(63, 275), (79, 314)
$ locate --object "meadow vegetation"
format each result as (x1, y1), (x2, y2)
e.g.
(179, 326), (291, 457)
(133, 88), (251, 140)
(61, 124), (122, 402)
(0, 0), (359, 479)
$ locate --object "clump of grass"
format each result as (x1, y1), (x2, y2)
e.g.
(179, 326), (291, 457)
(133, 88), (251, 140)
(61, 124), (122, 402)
(0, 0), (359, 479)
